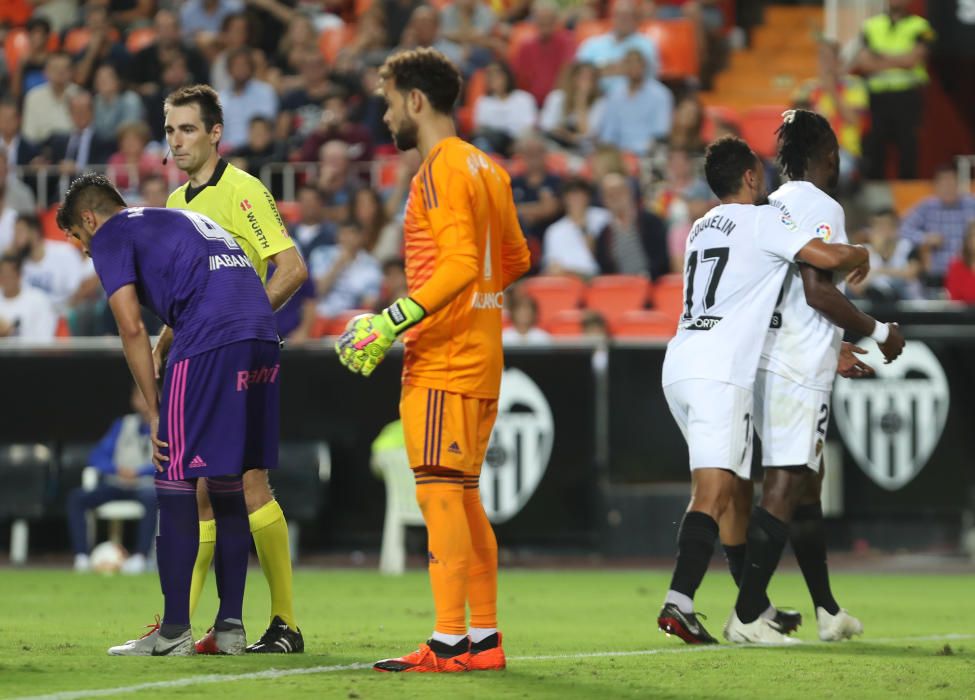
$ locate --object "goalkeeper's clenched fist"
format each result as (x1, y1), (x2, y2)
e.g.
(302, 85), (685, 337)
(335, 297), (426, 376)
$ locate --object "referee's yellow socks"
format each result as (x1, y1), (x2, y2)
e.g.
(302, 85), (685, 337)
(189, 519), (216, 618)
(249, 500), (297, 631)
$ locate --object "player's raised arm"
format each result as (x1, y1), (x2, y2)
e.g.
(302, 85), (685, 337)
(795, 238), (869, 282)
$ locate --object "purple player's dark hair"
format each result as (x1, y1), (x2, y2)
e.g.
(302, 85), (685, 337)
(56, 172), (127, 231)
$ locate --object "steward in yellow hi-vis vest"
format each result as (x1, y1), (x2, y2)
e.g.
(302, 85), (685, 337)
(855, 2), (936, 179)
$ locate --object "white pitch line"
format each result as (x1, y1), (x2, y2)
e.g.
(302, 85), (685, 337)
(10, 634), (974, 700)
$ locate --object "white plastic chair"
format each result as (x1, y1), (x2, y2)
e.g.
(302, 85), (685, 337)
(371, 445), (424, 575)
(81, 467), (149, 546)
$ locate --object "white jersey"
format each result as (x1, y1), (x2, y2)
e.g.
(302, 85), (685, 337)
(761, 181), (848, 391)
(662, 203), (813, 390)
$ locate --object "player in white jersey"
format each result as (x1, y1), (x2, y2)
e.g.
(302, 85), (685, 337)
(656, 137), (870, 645)
(724, 110), (904, 645)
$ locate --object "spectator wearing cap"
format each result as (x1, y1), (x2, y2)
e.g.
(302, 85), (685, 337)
(542, 177), (609, 278)
(899, 165), (975, 290)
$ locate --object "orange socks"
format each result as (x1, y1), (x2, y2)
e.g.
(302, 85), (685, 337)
(415, 473), (470, 636)
(463, 482), (498, 629)
(415, 470), (500, 636)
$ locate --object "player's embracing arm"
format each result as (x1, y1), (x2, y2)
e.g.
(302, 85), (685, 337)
(410, 166), (481, 314)
(232, 178), (308, 311)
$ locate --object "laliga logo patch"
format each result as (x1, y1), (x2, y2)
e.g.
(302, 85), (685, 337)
(833, 341), (949, 491)
(780, 214), (798, 231)
(815, 222), (832, 242)
(479, 368), (554, 522)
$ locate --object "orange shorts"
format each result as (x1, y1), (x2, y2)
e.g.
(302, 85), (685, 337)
(400, 384), (499, 474)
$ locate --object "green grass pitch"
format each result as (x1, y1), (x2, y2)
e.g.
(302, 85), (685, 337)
(1, 568), (973, 699)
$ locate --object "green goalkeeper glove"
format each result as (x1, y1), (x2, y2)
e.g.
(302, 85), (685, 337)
(335, 297), (426, 376)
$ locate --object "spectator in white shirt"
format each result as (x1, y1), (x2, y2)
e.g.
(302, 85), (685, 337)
(309, 222), (383, 318)
(218, 47), (279, 149)
(12, 214), (99, 313)
(0, 149), (36, 216)
(503, 293), (552, 346)
(21, 53), (80, 146)
(472, 61), (538, 156)
(0, 254), (57, 341)
(543, 177), (608, 278)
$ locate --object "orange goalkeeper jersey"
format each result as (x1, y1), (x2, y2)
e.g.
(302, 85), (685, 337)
(402, 136), (531, 399)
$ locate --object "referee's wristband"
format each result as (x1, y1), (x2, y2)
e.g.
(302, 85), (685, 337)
(870, 321), (890, 344)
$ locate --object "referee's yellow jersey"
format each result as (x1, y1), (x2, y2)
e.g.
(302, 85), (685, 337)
(167, 159), (294, 283)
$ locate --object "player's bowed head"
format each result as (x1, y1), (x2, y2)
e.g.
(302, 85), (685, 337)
(56, 172), (128, 256)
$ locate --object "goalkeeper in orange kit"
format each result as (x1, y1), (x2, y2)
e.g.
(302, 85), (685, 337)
(336, 48), (531, 672)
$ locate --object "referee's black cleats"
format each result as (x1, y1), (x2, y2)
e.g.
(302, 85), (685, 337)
(658, 604), (719, 644)
(245, 616), (304, 653)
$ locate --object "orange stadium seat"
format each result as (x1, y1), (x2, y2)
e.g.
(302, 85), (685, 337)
(545, 308), (586, 336)
(519, 275), (585, 327)
(651, 273), (685, 321)
(611, 309), (676, 339)
(584, 275), (651, 326)
(62, 27), (119, 54)
(702, 105), (741, 143)
(574, 20), (610, 46)
(4, 29), (29, 72)
(318, 25), (356, 64)
(126, 27), (157, 54)
(275, 200), (300, 225)
(740, 105), (787, 159)
(507, 21), (539, 63)
(40, 204), (64, 241)
(354, 0), (373, 17)
(641, 19), (699, 81)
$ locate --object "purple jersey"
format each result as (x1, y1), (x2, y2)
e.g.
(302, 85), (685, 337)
(90, 207), (278, 361)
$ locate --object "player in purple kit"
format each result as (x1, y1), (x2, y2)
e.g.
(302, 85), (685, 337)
(57, 173), (280, 656)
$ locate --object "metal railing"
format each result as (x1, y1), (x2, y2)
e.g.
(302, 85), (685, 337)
(12, 159), (395, 206)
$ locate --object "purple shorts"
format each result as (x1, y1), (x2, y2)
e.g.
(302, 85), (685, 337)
(157, 340), (280, 481)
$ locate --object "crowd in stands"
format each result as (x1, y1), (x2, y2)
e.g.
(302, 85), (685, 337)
(0, 0), (973, 344)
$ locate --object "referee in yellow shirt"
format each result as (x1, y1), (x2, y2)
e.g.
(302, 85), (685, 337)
(155, 85), (307, 654)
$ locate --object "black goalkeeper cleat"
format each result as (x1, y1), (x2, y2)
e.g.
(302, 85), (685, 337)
(768, 607), (802, 635)
(657, 603), (719, 644)
(245, 616), (304, 653)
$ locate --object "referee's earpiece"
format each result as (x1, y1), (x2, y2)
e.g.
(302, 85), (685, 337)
(162, 147), (171, 165)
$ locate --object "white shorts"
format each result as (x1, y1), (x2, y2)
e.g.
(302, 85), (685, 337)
(663, 379), (754, 478)
(754, 369), (830, 470)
